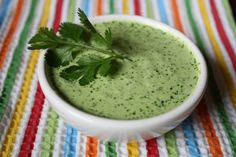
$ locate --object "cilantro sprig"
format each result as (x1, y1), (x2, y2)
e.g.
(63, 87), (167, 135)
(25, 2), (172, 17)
(29, 8), (129, 85)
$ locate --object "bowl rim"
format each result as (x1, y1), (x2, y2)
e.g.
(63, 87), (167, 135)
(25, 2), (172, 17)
(37, 15), (207, 131)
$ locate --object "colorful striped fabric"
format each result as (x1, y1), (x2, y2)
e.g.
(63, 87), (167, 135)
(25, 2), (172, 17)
(0, 0), (236, 156)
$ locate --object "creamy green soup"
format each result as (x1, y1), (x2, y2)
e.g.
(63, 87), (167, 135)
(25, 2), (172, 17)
(48, 21), (200, 120)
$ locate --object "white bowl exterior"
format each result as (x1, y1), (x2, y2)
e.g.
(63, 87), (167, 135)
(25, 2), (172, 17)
(37, 15), (207, 141)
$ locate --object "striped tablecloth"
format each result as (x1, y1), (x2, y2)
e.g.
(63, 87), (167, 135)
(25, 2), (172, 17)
(0, 0), (236, 156)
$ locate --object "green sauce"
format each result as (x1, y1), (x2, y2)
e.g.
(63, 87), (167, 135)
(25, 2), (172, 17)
(49, 21), (200, 120)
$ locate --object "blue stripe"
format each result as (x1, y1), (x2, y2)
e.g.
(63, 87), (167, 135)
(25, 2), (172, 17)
(0, 0), (12, 28)
(157, 0), (169, 24)
(82, 0), (90, 16)
(64, 125), (78, 157)
(182, 117), (201, 157)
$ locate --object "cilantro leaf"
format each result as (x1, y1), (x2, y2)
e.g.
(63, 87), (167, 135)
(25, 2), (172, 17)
(77, 8), (96, 33)
(77, 8), (112, 49)
(60, 55), (116, 85)
(104, 28), (112, 47)
(60, 65), (84, 81)
(45, 46), (74, 67)
(29, 28), (62, 50)
(59, 22), (84, 42)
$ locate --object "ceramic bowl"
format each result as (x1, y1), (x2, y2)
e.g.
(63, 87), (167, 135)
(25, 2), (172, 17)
(38, 15), (207, 141)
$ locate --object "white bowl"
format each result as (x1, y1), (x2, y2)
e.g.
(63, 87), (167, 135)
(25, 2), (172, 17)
(38, 15), (207, 141)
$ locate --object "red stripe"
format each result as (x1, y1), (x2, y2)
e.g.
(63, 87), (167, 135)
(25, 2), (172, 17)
(146, 138), (160, 157)
(134, 0), (141, 16)
(53, 0), (63, 32)
(210, 0), (236, 72)
(19, 84), (45, 156)
(18, 0), (63, 155)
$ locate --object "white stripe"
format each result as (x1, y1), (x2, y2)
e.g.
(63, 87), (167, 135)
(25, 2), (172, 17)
(177, 0), (195, 42)
(104, 0), (110, 15)
(89, 0), (95, 17)
(175, 126), (188, 156)
(117, 140), (128, 157)
(75, 131), (81, 157)
(52, 118), (65, 157)
(74, 0), (82, 23)
(97, 140), (106, 157)
(73, 0), (80, 23)
(115, 0), (122, 14)
(47, 0), (57, 28)
(139, 0), (147, 17)
(138, 139), (147, 157)
(156, 136), (168, 157)
(78, 134), (87, 157)
(216, 0), (236, 52)
(151, 0), (160, 21)
(61, 0), (69, 22)
(128, 0), (134, 15)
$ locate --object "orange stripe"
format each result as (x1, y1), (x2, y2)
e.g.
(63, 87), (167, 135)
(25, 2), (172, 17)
(96, 0), (103, 16)
(170, 0), (184, 32)
(197, 100), (224, 157)
(85, 137), (99, 157)
(0, 0), (24, 69)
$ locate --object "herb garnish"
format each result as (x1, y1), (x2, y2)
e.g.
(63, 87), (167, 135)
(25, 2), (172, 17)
(28, 8), (129, 85)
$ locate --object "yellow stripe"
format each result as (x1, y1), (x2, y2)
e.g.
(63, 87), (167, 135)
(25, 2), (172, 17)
(122, 0), (129, 14)
(0, 0), (51, 155)
(127, 140), (139, 157)
(198, 0), (236, 106)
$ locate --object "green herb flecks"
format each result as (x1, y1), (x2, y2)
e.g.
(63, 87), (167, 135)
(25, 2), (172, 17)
(28, 8), (129, 85)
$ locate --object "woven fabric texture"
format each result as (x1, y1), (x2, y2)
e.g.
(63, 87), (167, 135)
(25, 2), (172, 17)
(0, 0), (236, 156)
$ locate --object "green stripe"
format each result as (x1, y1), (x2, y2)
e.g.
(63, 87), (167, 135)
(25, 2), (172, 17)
(185, 0), (236, 156)
(222, 0), (236, 38)
(0, 0), (38, 119)
(146, 0), (154, 18)
(67, 0), (75, 22)
(165, 131), (179, 157)
(105, 141), (117, 157)
(109, 0), (114, 14)
(41, 110), (59, 156)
